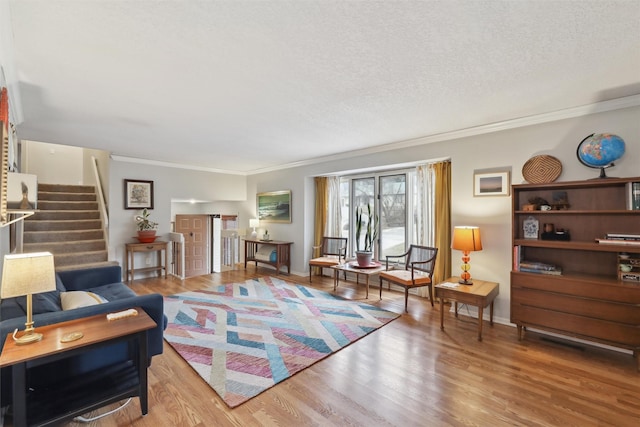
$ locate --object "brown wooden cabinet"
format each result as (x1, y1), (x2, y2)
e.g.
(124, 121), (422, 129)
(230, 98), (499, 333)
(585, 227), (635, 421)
(511, 177), (640, 370)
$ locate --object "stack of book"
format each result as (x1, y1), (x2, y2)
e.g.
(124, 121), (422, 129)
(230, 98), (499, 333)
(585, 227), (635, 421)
(596, 233), (640, 246)
(519, 260), (562, 275)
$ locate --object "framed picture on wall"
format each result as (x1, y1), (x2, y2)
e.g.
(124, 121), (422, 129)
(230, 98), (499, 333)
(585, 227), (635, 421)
(124, 179), (154, 209)
(257, 190), (291, 223)
(473, 170), (510, 197)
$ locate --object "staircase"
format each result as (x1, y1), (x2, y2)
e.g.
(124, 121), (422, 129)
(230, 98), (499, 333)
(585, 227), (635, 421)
(23, 183), (116, 271)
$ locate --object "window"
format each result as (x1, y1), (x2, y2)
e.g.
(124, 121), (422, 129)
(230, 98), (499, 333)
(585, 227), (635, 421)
(340, 169), (415, 259)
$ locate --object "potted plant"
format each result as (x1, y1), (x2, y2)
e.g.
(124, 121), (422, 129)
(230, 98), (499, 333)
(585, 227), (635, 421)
(135, 208), (158, 243)
(355, 204), (378, 266)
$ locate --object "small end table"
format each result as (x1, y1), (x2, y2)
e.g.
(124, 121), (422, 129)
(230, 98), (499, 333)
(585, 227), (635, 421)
(435, 277), (499, 341)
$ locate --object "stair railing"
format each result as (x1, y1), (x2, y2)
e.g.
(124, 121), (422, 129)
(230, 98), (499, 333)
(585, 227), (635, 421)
(221, 229), (240, 271)
(168, 232), (185, 279)
(91, 155), (110, 254)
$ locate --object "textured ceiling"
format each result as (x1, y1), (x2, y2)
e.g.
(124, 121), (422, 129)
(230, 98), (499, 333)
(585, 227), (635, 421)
(7, 1), (640, 174)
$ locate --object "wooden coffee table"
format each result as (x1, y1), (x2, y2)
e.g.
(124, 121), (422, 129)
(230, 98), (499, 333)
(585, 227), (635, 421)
(435, 277), (499, 341)
(331, 261), (385, 298)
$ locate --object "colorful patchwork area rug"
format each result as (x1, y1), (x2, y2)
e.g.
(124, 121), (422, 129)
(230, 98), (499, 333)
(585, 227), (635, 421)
(163, 276), (400, 407)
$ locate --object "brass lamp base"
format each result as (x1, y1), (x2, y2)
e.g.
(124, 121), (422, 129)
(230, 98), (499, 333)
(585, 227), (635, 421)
(12, 328), (43, 345)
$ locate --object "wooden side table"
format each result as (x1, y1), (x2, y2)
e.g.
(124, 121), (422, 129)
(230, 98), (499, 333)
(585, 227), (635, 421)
(435, 277), (499, 341)
(244, 239), (293, 275)
(125, 241), (168, 282)
(0, 308), (156, 427)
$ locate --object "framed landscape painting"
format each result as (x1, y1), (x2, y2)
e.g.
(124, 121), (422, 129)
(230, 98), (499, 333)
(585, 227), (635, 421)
(474, 171), (510, 197)
(257, 190), (291, 223)
(124, 179), (154, 209)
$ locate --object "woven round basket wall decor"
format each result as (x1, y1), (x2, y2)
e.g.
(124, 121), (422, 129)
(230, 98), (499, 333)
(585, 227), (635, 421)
(522, 155), (562, 184)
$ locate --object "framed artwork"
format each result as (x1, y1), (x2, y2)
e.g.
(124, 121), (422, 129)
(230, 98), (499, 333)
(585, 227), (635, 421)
(257, 190), (291, 223)
(124, 179), (154, 209)
(474, 170), (510, 197)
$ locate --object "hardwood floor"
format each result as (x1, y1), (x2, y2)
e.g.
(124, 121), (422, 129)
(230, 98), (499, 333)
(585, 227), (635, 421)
(21, 268), (640, 426)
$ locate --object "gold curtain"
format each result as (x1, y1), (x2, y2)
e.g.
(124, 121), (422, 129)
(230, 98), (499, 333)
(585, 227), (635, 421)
(432, 161), (452, 285)
(313, 177), (328, 276)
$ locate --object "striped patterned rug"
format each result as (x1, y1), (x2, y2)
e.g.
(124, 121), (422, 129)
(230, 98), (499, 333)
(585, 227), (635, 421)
(163, 276), (400, 407)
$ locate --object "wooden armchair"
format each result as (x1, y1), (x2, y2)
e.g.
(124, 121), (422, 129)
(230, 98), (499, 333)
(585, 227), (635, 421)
(309, 237), (348, 283)
(379, 245), (438, 312)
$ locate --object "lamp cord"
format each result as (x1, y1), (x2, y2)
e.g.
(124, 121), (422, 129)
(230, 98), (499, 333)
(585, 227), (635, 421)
(73, 398), (132, 423)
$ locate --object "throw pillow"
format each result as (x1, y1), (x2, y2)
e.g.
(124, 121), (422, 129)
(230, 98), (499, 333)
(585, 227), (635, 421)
(15, 274), (67, 314)
(60, 291), (108, 310)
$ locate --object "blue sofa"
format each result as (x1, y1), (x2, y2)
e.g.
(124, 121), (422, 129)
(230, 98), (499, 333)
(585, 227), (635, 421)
(0, 265), (166, 406)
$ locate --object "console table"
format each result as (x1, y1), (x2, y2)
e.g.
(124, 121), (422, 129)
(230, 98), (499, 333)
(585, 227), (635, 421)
(244, 239), (293, 275)
(0, 308), (156, 427)
(125, 241), (168, 282)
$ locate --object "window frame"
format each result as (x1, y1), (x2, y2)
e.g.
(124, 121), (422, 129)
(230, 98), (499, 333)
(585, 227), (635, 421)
(340, 167), (415, 259)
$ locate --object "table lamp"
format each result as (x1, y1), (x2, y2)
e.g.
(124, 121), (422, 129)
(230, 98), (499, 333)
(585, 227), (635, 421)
(451, 226), (483, 285)
(249, 219), (259, 238)
(1, 252), (56, 345)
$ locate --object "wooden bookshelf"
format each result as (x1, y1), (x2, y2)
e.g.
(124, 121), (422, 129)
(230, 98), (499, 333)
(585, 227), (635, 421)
(511, 177), (640, 370)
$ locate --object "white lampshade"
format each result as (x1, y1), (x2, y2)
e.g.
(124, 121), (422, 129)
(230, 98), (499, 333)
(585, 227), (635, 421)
(249, 219), (260, 228)
(1, 252), (56, 299)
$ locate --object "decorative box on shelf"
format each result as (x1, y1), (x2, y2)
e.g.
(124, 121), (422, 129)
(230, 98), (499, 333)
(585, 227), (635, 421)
(620, 272), (640, 283)
(618, 253), (640, 282)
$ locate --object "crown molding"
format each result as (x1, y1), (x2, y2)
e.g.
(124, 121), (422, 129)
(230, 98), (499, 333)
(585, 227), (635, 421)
(110, 155), (248, 176)
(248, 94), (640, 175)
(115, 94), (640, 176)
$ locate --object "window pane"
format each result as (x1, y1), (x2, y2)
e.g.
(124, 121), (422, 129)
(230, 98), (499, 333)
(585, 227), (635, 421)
(353, 178), (375, 254)
(379, 174), (406, 259)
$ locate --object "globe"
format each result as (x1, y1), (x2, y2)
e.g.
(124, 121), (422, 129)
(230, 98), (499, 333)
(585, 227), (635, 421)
(577, 133), (626, 178)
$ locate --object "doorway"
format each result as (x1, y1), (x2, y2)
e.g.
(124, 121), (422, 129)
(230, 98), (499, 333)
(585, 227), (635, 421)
(175, 214), (210, 277)
(174, 213), (240, 278)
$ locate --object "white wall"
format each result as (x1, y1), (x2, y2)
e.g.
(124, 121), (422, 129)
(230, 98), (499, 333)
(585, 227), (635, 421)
(22, 140), (83, 185)
(108, 160), (247, 270)
(245, 105), (640, 325)
(83, 148), (110, 203)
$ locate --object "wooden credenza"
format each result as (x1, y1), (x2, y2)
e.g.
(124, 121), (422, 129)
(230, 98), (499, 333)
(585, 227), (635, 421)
(511, 177), (640, 370)
(125, 241), (168, 282)
(244, 239), (293, 275)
